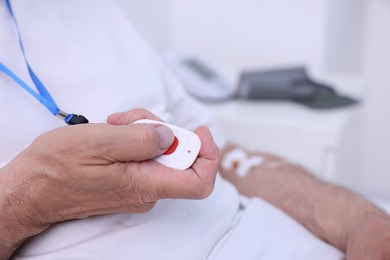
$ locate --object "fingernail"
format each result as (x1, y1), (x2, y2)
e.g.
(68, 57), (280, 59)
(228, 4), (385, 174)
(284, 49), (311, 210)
(156, 125), (174, 149)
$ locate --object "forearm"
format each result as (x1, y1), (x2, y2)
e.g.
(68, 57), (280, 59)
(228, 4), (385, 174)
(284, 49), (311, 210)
(220, 143), (388, 252)
(250, 165), (385, 251)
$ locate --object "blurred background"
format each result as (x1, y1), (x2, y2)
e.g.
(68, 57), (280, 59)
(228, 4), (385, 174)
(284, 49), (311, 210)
(115, 0), (390, 201)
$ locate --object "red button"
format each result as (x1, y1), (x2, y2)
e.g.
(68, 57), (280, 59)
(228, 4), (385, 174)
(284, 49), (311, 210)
(164, 136), (179, 155)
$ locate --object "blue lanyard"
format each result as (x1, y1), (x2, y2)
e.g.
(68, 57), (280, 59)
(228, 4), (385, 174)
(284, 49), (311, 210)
(0, 0), (88, 125)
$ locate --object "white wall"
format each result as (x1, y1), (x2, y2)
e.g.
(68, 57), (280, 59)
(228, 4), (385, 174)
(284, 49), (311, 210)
(324, 0), (367, 74)
(116, 0), (368, 83)
(114, 0), (172, 51)
(358, 0), (390, 199)
(168, 0), (328, 82)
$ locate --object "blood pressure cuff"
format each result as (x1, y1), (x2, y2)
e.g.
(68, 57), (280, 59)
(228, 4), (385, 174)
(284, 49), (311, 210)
(236, 67), (359, 109)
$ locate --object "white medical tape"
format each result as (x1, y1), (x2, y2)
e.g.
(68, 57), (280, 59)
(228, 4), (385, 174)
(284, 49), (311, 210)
(222, 148), (246, 170)
(222, 148), (264, 178)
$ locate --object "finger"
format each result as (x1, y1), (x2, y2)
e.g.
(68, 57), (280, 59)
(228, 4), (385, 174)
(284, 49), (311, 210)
(131, 126), (219, 200)
(89, 123), (174, 162)
(162, 126), (219, 199)
(107, 108), (162, 125)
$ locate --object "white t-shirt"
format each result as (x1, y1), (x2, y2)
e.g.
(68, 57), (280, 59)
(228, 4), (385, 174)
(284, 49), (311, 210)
(0, 1), (343, 259)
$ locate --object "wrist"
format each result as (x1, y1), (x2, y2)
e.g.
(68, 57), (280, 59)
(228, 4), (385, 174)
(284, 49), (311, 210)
(344, 199), (389, 246)
(0, 161), (51, 258)
(310, 183), (388, 251)
(345, 208), (390, 258)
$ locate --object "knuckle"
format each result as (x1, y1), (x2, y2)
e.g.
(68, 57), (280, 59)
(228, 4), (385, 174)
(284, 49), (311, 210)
(139, 202), (156, 213)
(195, 178), (216, 199)
(33, 127), (66, 146)
(129, 108), (151, 120)
(135, 126), (160, 152)
(131, 202), (156, 214)
(197, 185), (214, 199)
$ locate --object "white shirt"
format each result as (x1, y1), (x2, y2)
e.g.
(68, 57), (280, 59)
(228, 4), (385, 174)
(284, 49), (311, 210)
(0, 1), (343, 259)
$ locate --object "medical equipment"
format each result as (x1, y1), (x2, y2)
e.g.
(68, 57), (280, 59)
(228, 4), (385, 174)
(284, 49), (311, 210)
(133, 119), (201, 170)
(222, 148), (264, 177)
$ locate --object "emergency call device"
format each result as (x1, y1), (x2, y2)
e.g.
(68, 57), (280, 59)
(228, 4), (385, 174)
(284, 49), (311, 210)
(133, 119), (201, 170)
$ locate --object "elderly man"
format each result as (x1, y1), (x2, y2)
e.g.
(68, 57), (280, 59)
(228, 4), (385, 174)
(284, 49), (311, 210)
(1, 0), (389, 259)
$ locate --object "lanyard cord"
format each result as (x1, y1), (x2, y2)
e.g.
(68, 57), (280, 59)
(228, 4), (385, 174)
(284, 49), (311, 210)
(0, 0), (88, 125)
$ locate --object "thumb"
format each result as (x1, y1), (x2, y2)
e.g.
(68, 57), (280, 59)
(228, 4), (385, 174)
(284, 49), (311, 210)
(89, 123), (174, 162)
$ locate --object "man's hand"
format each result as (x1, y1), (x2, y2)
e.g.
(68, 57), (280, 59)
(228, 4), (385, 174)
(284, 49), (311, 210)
(0, 108), (219, 259)
(219, 143), (390, 259)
